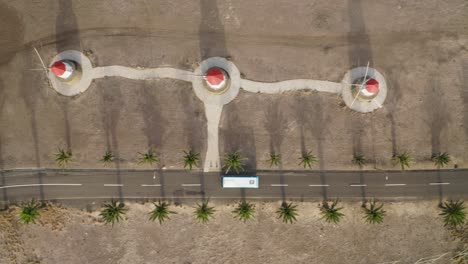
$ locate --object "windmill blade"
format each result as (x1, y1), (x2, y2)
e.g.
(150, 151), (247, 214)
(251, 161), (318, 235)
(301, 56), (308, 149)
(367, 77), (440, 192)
(371, 100), (382, 108)
(350, 89), (361, 107)
(33, 46), (52, 94)
(33, 46), (48, 72)
(359, 61), (371, 88)
(351, 61), (370, 107)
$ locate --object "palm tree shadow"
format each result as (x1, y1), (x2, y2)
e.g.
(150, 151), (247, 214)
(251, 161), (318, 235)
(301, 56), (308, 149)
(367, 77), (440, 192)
(347, 0), (372, 205)
(436, 170), (444, 205)
(0, 80), (8, 208)
(159, 170), (166, 200)
(240, 188), (246, 203)
(199, 171), (207, 201)
(461, 63), (468, 142)
(424, 78), (450, 157)
(0, 171), (6, 209)
(279, 170), (286, 203)
(359, 171), (367, 205)
(99, 82), (124, 202)
(263, 99), (287, 155)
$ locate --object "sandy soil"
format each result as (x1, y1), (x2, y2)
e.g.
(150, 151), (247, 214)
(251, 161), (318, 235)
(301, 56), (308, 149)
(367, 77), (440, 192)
(0, 0), (467, 171)
(0, 200), (465, 264)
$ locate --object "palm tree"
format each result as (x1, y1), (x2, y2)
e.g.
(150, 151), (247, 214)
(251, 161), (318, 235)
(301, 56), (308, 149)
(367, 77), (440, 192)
(432, 152), (451, 169)
(223, 151), (247, 174)
(439, 200), (466, 228)
(19, 199), (41, 224)
(99, 200), (127, 226)
(277, 202), (298, 224)
(268, 153), (281, 167)
(194, 201), (215, 223)
(149, 201), (176, 224)
(352, 155), (367, 169)
(101, 151), (114, 165)
(363, 200), (386, 224)
(232, 201), (255, 222)
(392, 152), (412, 170)
(183, 150), (200, 170)
(321, 199), (345, 224)
(138, 149), (158, 165)
(299, 151), (318, 169)
(55, 148), (72, 168)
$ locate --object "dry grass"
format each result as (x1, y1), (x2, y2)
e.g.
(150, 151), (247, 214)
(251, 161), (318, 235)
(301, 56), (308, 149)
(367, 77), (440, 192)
(0, 200), (466, 264)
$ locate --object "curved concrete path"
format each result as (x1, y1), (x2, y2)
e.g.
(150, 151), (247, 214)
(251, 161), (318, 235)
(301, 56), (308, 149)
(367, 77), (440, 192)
(240, 79), (343, 94)
(49, 51), (387, 172)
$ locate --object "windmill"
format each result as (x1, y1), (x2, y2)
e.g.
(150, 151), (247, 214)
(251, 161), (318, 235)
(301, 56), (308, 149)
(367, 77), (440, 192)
(349, 61), (380, 107)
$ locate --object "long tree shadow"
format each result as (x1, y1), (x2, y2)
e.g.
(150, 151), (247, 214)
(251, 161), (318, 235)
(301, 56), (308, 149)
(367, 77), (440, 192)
(425, 78), (450, 157)
(158, 169), (166, 200)
(349, 115), (367, 203)
(199, 0), (228, 59)
(294, 95), (308, 157)
(347, 0), (373, 67)
(99, 81), (124, 201)
(179, 88), (207, 159)
(55, 0), (81, 179)
(56, 0), (81, 52)
(0, 82), (7, 208)
(436, 170), (444, 205)
(263, 98), (287, 156)
(347, 0), (373, 203)
(293, 94), (330, 201)
(138, 82), (167, 153)
(385, 73), (402, 156)
(198, 170), (206, 201)
(0, 1), (24, 66)
(424, 78), (450, 203)
(264, 98), (288, 201)
(220, 103), (257, 174)
(309, 96), (329, 201)
(461, 63), (468, 144)
(19, 48), (46, 202)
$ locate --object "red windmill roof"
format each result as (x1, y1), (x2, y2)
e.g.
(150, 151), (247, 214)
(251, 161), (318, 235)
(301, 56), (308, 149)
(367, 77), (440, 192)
(365, 78), (379, 94)
(50, 61), (66, 76)
(205, 68), (225, 85)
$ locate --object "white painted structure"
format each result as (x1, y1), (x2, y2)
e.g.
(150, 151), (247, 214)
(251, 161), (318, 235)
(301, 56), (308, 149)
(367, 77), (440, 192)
(50, 60), (74, 79)
(204, 67), (227, 90)
(222, 176), (259, 188)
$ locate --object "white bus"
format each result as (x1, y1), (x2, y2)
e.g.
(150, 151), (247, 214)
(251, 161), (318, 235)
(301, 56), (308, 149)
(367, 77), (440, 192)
(222, 176), (259, 188)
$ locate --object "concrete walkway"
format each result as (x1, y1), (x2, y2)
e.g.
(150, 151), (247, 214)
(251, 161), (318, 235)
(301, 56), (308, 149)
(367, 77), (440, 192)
(49, 51), (387, 172)
(241, 79), (343, 94)
(92, 66), (194, 82)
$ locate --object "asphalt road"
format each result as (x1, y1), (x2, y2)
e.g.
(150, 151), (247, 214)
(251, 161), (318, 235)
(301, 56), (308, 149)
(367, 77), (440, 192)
(0, 168), (466, 205)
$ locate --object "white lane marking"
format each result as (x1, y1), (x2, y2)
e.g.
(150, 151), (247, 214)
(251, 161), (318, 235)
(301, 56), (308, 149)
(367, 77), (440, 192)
(141, 184), (161, 187)
(271, 184), (288, 187)
(350, 184), (367, 187)
(103, 184), (123, 187)
(385, 183), (407, 186)
(181, 184), (201, 187)
(0, 183), (82, 189)
(429, 182), (450, 185)
(308, 184), (329, 187)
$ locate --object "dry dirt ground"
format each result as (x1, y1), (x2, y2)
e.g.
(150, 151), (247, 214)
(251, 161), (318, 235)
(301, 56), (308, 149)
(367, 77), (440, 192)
(0, 0), (467, 171)
(0, 201), (466, 264)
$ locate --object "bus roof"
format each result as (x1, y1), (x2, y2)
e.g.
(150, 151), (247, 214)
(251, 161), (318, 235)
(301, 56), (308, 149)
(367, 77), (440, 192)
(222, 176), (259, 188)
